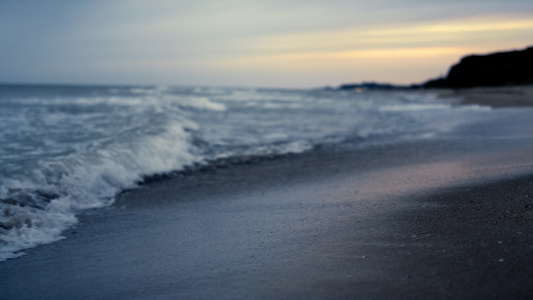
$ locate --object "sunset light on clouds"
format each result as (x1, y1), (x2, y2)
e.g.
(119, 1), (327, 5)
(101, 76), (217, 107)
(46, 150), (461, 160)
(1, 0), (532, 88)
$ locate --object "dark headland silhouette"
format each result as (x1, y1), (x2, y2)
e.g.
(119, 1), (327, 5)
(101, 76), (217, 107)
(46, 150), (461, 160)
(336, 46), (533, 91)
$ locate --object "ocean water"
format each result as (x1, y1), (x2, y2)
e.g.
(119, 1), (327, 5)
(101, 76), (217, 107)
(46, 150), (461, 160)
(0, 83), (515, 261)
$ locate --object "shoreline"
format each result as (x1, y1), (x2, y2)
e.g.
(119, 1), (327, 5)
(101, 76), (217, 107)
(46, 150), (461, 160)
(430, 85), (533, 108)
(1, 132), (532, 299)
(1, 89), (532, 299)
(368, 85), (533, 108)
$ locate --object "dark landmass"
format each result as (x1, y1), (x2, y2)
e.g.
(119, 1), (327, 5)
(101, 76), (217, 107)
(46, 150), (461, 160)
(336, 46), (533, 91)
(337, 81), (419, 91)
(424, 46), (533, 88)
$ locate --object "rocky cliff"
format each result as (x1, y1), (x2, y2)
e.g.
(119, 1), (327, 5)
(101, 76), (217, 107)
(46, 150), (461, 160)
(424, 46), (533, 88)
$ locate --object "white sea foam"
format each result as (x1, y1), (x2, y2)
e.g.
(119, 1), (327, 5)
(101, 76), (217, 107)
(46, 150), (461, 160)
(171, 96), (226, 111)
(0, 118), (201, 261)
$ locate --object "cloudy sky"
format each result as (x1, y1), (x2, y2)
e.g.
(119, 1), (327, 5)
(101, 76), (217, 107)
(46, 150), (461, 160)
(1, 1), (532, 88)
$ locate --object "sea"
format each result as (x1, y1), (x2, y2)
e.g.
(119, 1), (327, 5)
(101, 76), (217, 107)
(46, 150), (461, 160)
(0, 83), (527, 261)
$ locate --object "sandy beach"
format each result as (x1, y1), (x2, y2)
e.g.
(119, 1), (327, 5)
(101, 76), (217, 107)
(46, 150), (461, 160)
(434, 85), (533, 108)
(1, 88), (532, 299)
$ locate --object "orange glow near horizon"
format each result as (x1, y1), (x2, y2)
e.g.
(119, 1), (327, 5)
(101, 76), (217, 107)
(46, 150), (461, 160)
(368, 19), (533, 36)
(224, 47), (466, 67)
(209, 15), (533, 85)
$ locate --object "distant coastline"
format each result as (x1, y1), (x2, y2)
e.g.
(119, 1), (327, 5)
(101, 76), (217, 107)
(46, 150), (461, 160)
(334, 46), (533, 91)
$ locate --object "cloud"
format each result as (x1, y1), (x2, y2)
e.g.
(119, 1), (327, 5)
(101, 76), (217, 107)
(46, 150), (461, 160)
(208, 15), (532, 78)
(235, 16), (533, 54)
(368, 18), (533, 36)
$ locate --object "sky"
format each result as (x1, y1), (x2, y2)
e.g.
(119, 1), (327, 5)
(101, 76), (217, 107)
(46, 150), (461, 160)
(1, 1), (532, 88)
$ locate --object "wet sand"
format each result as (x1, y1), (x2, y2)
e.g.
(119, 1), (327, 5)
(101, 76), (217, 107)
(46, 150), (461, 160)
(1, 89), (532, 299)
(433, 85), (533, 108)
